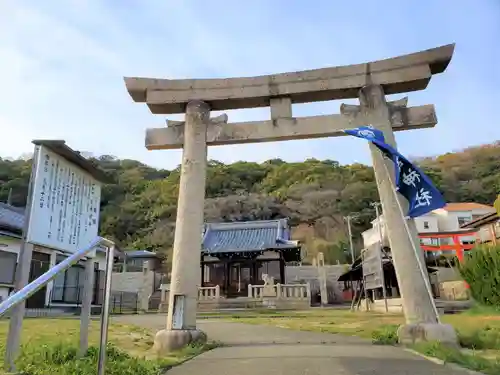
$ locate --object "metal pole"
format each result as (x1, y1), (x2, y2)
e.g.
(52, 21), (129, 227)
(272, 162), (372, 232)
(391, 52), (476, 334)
(361, 249), (369, 312)
(380, 161), (441, 322)
(372, 202), (389, 313)
(5, 145), (39, 372)
(79, 258), (95, 357)
(345, 216), (355, 263)
(97, 245), (114, 375)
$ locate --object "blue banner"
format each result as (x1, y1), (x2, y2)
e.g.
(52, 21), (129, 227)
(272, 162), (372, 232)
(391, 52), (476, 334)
(344, 125), (386, 143)
(344, 126), (446, 217)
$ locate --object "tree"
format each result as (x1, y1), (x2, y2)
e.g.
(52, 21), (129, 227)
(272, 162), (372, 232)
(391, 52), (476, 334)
(494, 194), (500, 216)
(459, 244), (500, 307)
(2, 141), (499, 264)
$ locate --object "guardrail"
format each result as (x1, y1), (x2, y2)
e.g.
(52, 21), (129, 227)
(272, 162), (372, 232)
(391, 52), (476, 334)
(0, 237), (115, 375)
(198, 286), (220, 300)
(248, 283), (311, 301)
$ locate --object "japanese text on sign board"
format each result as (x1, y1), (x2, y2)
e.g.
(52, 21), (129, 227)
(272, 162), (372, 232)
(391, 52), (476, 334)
(27, 146), (101, 254)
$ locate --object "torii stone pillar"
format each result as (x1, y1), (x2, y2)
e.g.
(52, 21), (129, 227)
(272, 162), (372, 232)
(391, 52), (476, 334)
(341, 84), (457, 344)
(153, 100), (226, 353)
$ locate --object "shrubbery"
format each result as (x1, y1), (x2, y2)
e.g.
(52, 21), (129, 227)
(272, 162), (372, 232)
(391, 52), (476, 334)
(458, 244), (500, 307)
(413, 341), (500, 375)
(6, 341), (220, 375)
(12, 343), (162, 375)
(371, 324), (398, 345)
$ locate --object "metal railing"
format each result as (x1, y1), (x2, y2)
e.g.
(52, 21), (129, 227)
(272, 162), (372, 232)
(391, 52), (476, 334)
(110, 291), (139, 314)
(48, 287), (139, 314)
(0, 237), (115, 375)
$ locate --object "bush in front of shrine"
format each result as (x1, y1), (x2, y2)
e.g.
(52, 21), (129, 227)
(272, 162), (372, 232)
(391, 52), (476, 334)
(459, 244), (500, 307)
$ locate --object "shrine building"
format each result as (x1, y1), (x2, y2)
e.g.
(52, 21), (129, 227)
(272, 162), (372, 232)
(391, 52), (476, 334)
(200, 219), (302, 298)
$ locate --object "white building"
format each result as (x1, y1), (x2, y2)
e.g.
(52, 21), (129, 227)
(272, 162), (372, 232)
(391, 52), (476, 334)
(0, 202), (109, 307)
(460, 211), (500, 244)
(362, 202), (496, 249)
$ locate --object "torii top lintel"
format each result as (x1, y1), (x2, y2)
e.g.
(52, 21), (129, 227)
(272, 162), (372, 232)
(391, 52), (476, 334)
(124, 44), (454, 115)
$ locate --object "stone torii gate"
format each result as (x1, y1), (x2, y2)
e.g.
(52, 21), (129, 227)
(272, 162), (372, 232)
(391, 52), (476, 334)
(124, 44), (457, 352)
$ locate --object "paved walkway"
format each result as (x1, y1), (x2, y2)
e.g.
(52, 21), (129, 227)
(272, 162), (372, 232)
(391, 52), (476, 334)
(115, 315), (474, 375)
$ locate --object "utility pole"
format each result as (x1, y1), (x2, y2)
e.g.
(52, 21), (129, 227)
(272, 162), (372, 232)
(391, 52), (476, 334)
(344, 215), (356, 263)
(344, 209), (383, 263)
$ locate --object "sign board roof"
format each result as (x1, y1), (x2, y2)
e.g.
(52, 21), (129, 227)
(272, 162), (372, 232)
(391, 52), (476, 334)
(32, 140), (111, 184)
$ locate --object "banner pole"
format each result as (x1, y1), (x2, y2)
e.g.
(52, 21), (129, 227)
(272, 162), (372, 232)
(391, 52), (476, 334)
(380, 160), (441, 322)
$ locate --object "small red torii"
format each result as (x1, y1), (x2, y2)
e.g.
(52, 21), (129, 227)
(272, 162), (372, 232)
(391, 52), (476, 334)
(418, 229), (478, 263)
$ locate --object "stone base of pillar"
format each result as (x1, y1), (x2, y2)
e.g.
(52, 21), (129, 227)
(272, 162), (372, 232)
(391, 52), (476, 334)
(397, 323), (458, 346)
(153, 329), (207, 355)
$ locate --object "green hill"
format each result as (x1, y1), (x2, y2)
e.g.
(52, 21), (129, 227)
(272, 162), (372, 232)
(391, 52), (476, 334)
(1, 142), (499, 265)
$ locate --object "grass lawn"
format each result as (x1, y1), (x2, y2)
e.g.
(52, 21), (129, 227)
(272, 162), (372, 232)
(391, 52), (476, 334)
(0, 318), (216, 375)
(226, 307), (500, 374)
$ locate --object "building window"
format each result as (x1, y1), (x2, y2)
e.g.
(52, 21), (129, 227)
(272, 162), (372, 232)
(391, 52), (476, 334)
(0, 250), (17, 285)
(51, 256), (104, 305)
(420, 237), (440, 246)
(423, 221), (429, 229)
(457, 217), (470, 226)
(126, 258), (145, 272)
(51, 255), (84, 304)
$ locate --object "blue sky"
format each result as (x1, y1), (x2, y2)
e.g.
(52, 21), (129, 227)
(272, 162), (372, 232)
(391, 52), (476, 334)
(1, 1), (499, 169)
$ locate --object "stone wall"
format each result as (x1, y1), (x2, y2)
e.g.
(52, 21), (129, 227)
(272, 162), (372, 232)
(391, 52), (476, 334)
(111, 270), (155, 311)
(435, 267), (462, 283)
(439, 280), (470, 301)
(111, 271), (153, 293)
(432, 267), (469, 301)
(285, 265), (347, 303)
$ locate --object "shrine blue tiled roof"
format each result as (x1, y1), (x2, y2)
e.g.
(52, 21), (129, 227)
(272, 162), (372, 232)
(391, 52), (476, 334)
(202, 219), (299, 254)
(0, 203), (25, 233)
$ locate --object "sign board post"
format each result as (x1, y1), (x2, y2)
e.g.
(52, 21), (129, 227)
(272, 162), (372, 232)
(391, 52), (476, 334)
(4, 146), (39, 371)
(361, 242), (388, 312)
(4, 140), (107, 372)
(79, 258), (95, 357)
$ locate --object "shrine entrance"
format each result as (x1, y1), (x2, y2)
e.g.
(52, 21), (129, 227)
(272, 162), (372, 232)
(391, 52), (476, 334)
(228, 262), (252, 297)
(125, 43), (456, 337)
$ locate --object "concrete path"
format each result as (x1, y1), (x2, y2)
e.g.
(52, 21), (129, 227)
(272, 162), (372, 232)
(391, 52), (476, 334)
(114, 315), (473, 375)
